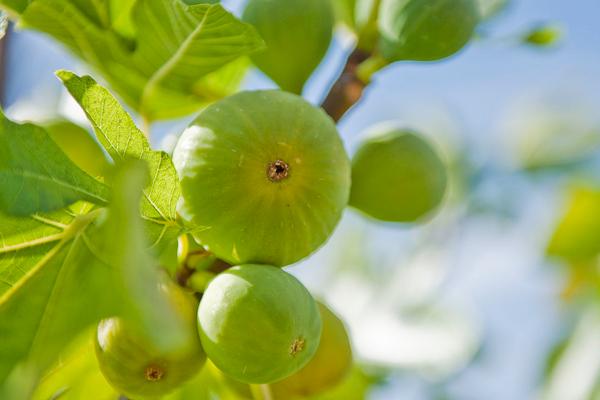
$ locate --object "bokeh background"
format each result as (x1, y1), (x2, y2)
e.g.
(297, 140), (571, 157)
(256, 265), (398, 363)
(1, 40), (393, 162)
(2, 0), (600, 399)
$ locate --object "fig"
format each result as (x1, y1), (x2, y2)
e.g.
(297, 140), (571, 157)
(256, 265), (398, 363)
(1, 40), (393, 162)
(197, 264), (322, 384)
(271, 302), (353, 398)
(349, 128), (447, 222)
(243, 0), (334, 94)
(44, 120), (110, 178)
(173, 90), (350, 267)
(95, 283), (205, 398)
(378, 0), (479, 62)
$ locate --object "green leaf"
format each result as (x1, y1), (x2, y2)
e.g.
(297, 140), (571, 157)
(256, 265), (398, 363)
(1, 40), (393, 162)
(19, 1), (263, 120)
(0, 206), (117, 388)
(32, 330), (117, 400)
(58, 71), (180, 223)
(131, 1), (263, 118)
(109, 0), (136, 39)
(0, 205), (88, 297)
(0, 0), (28, 14)
(0, 161), (183, 390)
(0, 110), (109, 216)
(99, 159), (191, 352)
(547, 187), (600, 262)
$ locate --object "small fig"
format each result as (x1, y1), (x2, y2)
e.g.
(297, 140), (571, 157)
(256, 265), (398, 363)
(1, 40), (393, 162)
(197, 264), (322, 384)
(271, 302), (353, 398)
(243, 0), (334, 94)
(95, 283), (205, 398)
(378, 0), (479, 62)
(173, 90), (350, 267)
(350, 128), (447, 222)
(44, 120), (110, 177)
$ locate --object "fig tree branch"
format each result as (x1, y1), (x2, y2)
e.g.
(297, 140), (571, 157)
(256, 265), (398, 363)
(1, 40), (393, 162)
(321, 48), (371, 123)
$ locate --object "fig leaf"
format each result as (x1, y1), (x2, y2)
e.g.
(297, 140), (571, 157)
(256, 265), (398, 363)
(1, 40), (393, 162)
(12, 0), (264, 120)
(0, 110), (109, 216)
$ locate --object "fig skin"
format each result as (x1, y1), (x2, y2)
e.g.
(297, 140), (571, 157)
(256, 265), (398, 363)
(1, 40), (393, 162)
(271, 302), (353, 399)
(95, 284), (205, 398)
(349, 128), (447, 222)
(173, 90), (350, 267)
(378, 0), (479, 62)
(243, 0), (334, 94)
(197, 264), (322, 384)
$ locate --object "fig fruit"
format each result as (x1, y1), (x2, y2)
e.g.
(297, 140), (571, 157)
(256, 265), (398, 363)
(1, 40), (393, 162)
(271, 302), (353, 398)
(95, 284), (205, 398)
(243, 0), (334, 94)
(44, 120), (110, 178)
(173, 90), (350, 267)
(197, 264), (322, 384)
(378, 0), (479, 62)
(349, 128), (447, 222)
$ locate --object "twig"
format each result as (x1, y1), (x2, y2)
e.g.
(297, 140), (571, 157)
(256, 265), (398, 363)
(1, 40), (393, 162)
(250, 384), (274, 400)
(321, 48), (371, 122)
(175, 264), (195, 287)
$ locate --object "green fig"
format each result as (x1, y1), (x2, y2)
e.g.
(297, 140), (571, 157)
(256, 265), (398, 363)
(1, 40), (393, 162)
(44, 120), (110, 178)
(243, 0), (334, 94)
(350, 128), (447, 222)
(271, 302), (353, 399)
(173, 90), (350, 267)
(378, 0), (479, 62)
(95, 283), (205, 398)
(204, 361), (254, 399)
(197, 264), (322, 384)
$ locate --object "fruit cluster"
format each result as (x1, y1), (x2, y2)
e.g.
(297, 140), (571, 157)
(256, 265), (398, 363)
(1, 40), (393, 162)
(94, 88), (446, 399)
(92, 0), (468, 397)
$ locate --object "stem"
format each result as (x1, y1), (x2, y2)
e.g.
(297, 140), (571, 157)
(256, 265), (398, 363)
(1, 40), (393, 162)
(175, 264), (195, 287)
(321, 48), (371, 122)
(250, 384), (274, 400)
(260, 384), (274, 400)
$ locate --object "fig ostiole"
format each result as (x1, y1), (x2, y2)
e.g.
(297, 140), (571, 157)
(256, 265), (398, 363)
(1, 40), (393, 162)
(243, 0), (334, 94)
(378, 0), (479, 62)
(350, 127), (447, 223)
(173, 90), (350, 267)
(95, 283), (205, 398)
(197, 264), (322, 384)
(271, 302), (353, 399)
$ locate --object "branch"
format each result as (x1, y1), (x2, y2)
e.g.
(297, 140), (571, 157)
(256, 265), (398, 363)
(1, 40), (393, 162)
(321, 48), (371, 122)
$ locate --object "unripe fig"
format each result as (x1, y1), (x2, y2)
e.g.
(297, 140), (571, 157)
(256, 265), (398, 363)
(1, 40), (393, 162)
(243, 0), (334, 94)
(378, 0), (479, 62)
(271, 302), (352, 398)
(350, 128), (447, 222)
(173, 90), (350, 267)
(197, 264), (322, 384)
(44, 120), (110, 177)
(95, 283), (205, 398)
(205, 360), (254, 399)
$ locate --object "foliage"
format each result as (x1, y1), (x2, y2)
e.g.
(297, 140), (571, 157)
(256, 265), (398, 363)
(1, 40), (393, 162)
(3, 0), (264, 121)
